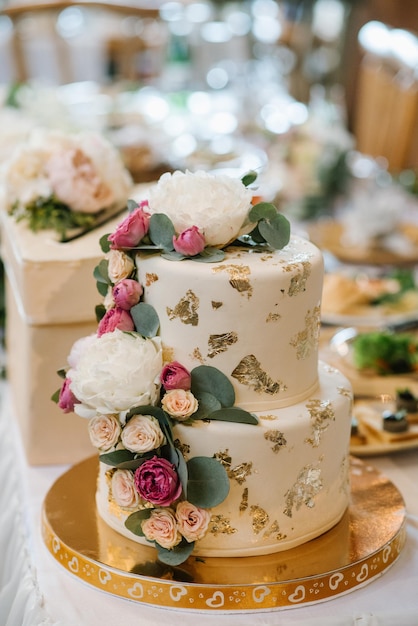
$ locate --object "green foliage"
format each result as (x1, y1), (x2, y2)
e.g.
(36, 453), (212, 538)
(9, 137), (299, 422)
(11, 196), (96, 241)
(241, 170), (258, 187)
(191, 365), (235, 408)
(186, 456), (230, 508)
(148, 213), (175, 251)
(206, 407), (258, 425)
(156, 539), (195, 566)
(99, 233), (112, 253)
(130, 302), (160, 337)
(125, 509), (151, 536)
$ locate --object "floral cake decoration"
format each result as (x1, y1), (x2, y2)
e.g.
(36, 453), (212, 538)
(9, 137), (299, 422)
(54, 169), (291, 565)
(2, 128), (133, 241)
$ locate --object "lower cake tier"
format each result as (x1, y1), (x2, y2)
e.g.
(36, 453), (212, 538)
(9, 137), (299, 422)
(96, 361), (352, 558)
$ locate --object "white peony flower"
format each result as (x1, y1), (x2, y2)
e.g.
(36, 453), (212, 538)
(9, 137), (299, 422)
(69, 329), (163, 418)
(147, 170), (254, 248)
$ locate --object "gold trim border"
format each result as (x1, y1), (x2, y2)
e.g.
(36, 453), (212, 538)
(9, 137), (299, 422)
(41, 456), (407, 612)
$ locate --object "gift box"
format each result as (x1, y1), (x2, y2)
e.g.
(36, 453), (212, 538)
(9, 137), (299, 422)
(0, 209), (132, 465)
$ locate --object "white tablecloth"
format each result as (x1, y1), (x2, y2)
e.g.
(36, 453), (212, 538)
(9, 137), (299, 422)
(1, 381), (418, 626)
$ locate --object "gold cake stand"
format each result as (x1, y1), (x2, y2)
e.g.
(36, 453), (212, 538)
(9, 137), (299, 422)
(41, 456), (406, 612)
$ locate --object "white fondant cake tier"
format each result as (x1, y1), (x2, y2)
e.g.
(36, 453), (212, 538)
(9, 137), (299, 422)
(136, 236), (323, 410)
(96, 361), (352, 556)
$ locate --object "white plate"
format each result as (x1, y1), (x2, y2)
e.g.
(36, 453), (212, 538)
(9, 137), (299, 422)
(322, 308), (418, 329)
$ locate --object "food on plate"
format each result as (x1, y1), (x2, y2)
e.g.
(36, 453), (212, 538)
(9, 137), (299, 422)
(352, 331), (418, 375)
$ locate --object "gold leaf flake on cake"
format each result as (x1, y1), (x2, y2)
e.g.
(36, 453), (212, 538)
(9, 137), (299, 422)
(338, 386), (352, 399)
(259, 414), (279, 421)
(283, 465), (323, 518)
(162, 345), (175, 363)
(213, 264), (252, 298)
(145, 272), (158, 287)
(214, 449), (252, 484)
(211, 301), (223, 309)
(173, 439), (190, 458)
(240, 488), (249, 512)
(266, 312), (281, 322)
(289, 306), (321, 360)
(231, 355), (287, 395)
(250, 505), (269, 534)
(305, 399), (335, 447)
(263, 521), (286, 541)
(264, 429), (287, 452)
(207, 331), (238, 358)
(166, 289), (199, 326)
(287, 261), (312, 296)
(209, 514), (237, 536)
(191, 347), (205, 364)
(228, 461), (253, 485)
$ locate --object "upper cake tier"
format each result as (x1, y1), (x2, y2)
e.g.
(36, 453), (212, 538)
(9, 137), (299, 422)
(136, 235), (323, 411)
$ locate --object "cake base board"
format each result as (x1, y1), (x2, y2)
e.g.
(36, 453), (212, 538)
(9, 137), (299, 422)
(41, 456), (406, 613)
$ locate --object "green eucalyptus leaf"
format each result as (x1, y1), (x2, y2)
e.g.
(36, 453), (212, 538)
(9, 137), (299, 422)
(130, 302), (160, 337)
(95, 303), (106, 322)
(51, 388), (60, 404)
(241, 170), (258, 187)
(168, 446), (188, 495)
(125, 509), (151, 536)
(161, 250), (187, 261)
(99, 233), (112, 253)
(192, 247), (225, 263)
(96, 281), (108, 297)
(127, 199), (139, 213)
(187, 456), (230, 508)
(191, 365), (235, 407)
(156, 539), (194, 566)
(149, 213), (175, 251)
(192, 391), (222, 420)
(249, 202), (278, 223)
(258, 213), (291, 250)
(56, 368), (67, 379)
(99, 449), (136, 467)
(93, 259), (110, 284)
(208, 407), (258, 425)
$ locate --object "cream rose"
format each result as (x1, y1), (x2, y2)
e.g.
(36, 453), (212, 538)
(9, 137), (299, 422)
(111, 469), (139, 509)
(141, 508), (181, 549)
(107, 249), (135, 283)
(161, 389), (198, 421)
(121, 414), (165, 453)
(147, 170), (254, 248)
(88, 414), (121, 451)
(176, 501), (211, 542)
(69, 329), (162, 418)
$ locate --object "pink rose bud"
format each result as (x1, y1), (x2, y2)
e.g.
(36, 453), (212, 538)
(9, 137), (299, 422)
(134, 456), (182, 507)
(173, 226), (205, 257)
(108, 201), (150, 249)
(160, 361), (191, 391)
(58, 377), (78, 413)
(97, 307), (135, 337)
(113, 279), (143, 310)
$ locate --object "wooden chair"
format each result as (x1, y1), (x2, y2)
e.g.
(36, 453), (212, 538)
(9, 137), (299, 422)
(1, 1), (166, 84)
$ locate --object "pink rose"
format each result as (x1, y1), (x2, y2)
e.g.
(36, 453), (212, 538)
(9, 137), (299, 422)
(176, 501), (211, 542)
(97, 307), (135, 337)
(111, 469), (140, 509)
(113, 279), (143, 310)
(141, 507), (181, 549)
(161, 389), (198, 421)
(134, 456), (182, 507)
(160, 361), (191, 391)
(46, 148), (114, 213)
(121, 414), (165, 453)
(173, 226), (205, 256)
(88, 414), (121, 450)
(58, 377), (78, 413)
(108, 202), (150, 249)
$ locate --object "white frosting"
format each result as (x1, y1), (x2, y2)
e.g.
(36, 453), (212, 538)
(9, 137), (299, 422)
(96, 237), (352, 556)
(97, 361), (352, 556)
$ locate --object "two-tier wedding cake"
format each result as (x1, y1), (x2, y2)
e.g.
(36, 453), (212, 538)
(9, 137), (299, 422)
(56, 170), (352, 565)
